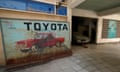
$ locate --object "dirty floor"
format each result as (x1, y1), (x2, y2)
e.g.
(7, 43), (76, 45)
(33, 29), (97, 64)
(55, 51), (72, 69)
(4, 43), (120, 72)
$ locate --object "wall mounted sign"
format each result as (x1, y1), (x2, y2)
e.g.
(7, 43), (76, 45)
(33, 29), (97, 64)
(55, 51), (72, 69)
(56, 6), (67, 16)
(0, 0), (67, 16)
(108, 20), (117, 38)
(27, 1), (55, 14)
(0, 19), (71, 67)
(0, 0), (26, 10)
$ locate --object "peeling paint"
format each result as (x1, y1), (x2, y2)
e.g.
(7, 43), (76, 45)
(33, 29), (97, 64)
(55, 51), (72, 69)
(1, 19), (71, 67)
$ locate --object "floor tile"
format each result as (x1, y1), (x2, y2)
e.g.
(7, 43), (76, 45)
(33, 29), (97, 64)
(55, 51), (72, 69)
(5, 44), (120, 72)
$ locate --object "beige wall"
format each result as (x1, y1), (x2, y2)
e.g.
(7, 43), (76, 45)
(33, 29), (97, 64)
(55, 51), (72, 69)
(72, 8), (98, 18)
(67, 7), (72, 44)
(33, 0), (56, 4)
(97, 14), (120, 43)
(0, 9), (67, 21)
(72, 8), (120, 44)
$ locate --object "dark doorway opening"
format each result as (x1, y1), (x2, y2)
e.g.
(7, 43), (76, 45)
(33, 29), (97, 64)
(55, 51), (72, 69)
(72, 16), (98, 45)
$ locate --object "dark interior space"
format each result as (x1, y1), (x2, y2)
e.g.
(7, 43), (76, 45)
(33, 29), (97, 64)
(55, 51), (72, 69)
(72, 16), (98, 45)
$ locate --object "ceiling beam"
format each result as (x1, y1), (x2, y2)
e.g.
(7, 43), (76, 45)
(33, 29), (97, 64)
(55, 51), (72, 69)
(69, 0), (86, 8)
(97, 7), (120, 16)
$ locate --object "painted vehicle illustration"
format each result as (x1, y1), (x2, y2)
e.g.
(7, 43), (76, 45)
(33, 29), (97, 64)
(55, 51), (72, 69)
(16, 32), (65, 53)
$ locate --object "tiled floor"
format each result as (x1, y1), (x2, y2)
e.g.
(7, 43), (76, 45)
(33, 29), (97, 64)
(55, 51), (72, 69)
(5, 43), (120, 72)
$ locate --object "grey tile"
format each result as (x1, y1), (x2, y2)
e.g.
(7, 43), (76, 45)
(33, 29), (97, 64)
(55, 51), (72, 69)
(62, 67), (76, 72)
(0, 67), (5, 72)
(100, 68), (113, 72)
(12, 44), (120, 72)
(77, 69), (88, 72)
(84, 66), (97, 71)
(72, 65), (82, 71)
(92, 70), (102, 72)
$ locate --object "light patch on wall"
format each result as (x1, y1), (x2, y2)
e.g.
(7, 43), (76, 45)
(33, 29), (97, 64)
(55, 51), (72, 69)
(32, 0), (41, 2)
(32, 0), (56, 4)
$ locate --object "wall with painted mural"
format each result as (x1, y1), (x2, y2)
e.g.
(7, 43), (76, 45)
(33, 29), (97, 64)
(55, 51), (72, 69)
(0, 23), (6, 65)
(0, 19), (71, 67)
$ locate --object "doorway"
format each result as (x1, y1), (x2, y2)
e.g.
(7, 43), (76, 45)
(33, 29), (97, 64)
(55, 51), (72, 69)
(72, 16), (98, 45)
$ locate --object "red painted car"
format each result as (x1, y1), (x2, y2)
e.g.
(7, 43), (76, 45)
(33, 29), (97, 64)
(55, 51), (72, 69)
(16, 33), (64, 53)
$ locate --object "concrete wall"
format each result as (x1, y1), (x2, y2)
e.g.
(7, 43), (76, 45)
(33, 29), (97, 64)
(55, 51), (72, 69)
(33, 0), (56, 4)
(0, 9), (67, 21)
(72, 8), (120, 44)
(97, 14), (120, 43)
(67, 7), (72, 44)
(0, 1), (71, 65)
(72, 8), (98, 18)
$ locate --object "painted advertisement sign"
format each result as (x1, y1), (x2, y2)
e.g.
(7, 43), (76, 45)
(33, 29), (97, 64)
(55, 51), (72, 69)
(0, 19), (71, 66)
(108, 20), (117, 38)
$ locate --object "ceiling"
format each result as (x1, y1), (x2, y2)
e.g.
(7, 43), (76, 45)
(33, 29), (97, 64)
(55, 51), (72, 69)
(77, 0), (120, 12)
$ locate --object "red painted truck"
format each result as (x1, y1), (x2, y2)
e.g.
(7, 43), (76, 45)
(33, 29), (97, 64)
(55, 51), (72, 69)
(16, 33), (65, 53)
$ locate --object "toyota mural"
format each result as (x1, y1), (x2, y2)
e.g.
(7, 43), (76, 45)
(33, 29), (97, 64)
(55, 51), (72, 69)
(16, 32), (66, 53)
(0, 19), (71, 67)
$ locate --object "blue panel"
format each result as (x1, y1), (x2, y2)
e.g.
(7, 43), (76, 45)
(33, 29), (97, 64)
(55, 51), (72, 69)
(0, 0), (26, 10)
(108, 20), (117, 38)
(27, 1), (55, 14)
(57, 6), (67, 16)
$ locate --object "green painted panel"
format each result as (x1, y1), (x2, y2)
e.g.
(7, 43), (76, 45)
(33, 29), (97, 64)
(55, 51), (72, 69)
(108, 20), (117, 38)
